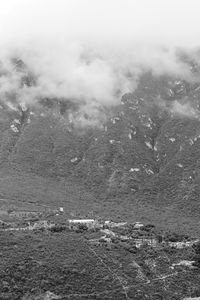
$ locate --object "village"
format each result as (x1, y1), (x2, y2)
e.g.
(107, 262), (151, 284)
(0, 205), (200, 299)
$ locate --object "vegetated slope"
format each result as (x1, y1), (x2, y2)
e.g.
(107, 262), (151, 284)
(1, 57), (200, 217)
(1, 215), (200, 300)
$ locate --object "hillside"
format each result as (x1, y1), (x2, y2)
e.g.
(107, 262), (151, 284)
(1, 55), (200, 300)
(0, 57), (200, 219)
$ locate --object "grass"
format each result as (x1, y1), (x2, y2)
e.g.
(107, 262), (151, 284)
(0, 166), (199, 237)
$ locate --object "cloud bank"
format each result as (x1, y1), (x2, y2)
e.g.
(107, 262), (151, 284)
(0, 0), (200, 125)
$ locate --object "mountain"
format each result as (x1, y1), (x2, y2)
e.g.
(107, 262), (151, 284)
(1, 56), (200, 220)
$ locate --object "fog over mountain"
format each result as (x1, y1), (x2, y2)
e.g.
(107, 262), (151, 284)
(1, 1), (200, 201)
(0, 0), (200, 126)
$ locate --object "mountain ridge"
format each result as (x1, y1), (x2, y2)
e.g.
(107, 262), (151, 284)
(1, 57), (200, 217)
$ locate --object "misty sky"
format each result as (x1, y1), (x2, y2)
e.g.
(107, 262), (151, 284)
(0, 0), (200, 125)
(1, 0), (200, 47)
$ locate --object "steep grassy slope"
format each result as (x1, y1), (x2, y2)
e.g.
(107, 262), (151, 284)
(0, 59), (200, 225)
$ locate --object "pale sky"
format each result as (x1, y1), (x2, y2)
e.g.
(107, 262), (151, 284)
(0, 0), (200, 47)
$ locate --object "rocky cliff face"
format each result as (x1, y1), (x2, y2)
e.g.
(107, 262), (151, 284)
(1, 57), (200, 213)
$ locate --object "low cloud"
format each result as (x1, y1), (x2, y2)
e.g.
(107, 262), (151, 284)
(0, 0), (200, 126)
(170, 100), (199, 119)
